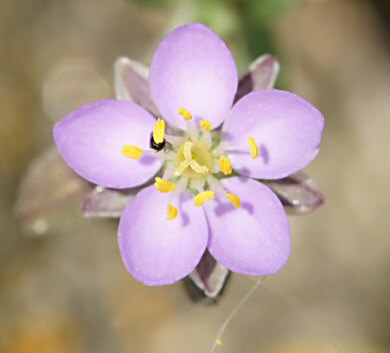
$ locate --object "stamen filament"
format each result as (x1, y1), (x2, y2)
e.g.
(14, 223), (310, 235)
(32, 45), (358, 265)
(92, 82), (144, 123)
(226, 193), (241, 208)
(186, 120), (199, 141)
(168, 177), (189, 204)
(121, 144), (143, 159)
(219, 155), (232, 175)
(153, 118), (165, 144)
(200, 131), (212, 148)
(248, 137), (259, 159)
(206, 175), (226, 195)
(164, 134), (184, 146)
(154, 177), (176, 193)
(190, 179), (206, 193)
(167, 204), (178, 220)
(194, 191), (215, 207)
(162, 162), (175, 180)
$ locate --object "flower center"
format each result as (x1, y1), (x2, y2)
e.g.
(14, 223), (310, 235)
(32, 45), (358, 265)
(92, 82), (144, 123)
(175, 140), (213, 178)
(120, 107), (260, 220)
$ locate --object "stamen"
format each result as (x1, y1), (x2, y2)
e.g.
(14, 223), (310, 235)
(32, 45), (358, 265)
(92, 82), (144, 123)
(153, 118), (165, 144)
(164, 134), (184, 147)
(178, 107), (192, 121)
(121, 144), (143, 159)
(207, 175), (226, 195)
(199, 119), (212, 132)
(190, 179), (206, 193)
(200, 130), (212, 148)
(226, 193), (240, 208)
(194, 191), (215, 207)
(186, 120), (199, 141)
(219, 155), (232, 175)
(162, 162), (175, 180)
(166, 204), (178, 220)
(168, 177), (189, 203)
(154, 177), (176, 193)
(248, 137), (259, 159)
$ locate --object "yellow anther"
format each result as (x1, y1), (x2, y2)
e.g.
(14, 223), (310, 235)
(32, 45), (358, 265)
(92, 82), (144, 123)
(226, 193), (240, 208)
(153, 118), (165, 144)
(121, 144), (143, 159)
(199, 119), (212, 132)
(167, 204), (178, 220)
(217, 339), (223, 346)
(194, 191), (215, 207)
(178, 107), (192, 121)
(248, 137), (259, 159)
(219, 155), (232, 175)
(154, 177), (176, 193)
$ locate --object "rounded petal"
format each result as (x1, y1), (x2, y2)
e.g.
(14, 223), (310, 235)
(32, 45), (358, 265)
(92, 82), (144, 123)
(150, 23), (238, 130)
(223, 89), (324, 179)
(118, 185), (208, 286)
(53, 100), (162, 189)
(205, 177), (290, 276)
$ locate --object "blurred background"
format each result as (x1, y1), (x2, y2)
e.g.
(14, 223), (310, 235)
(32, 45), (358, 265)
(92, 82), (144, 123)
(1, 0), (390, 352)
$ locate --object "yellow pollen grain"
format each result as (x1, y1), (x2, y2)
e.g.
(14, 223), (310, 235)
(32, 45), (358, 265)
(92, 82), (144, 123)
(199, 119), (212, 132)
(121, 144), (143, 159)
(167, 204), (178, 220)
(248, 137), (259, 159)
(219, 155), (232, 175)
(226, 193), (240, 208)
(194, 191), (215, 207)
(216, 339), (223, 346)
(153, 118), (165, 144)
(178, 107), (192, 121)
(154, 177), (176, 193)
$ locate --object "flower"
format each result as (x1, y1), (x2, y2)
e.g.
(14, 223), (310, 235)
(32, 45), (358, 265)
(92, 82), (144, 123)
(53, 23), (324, 286)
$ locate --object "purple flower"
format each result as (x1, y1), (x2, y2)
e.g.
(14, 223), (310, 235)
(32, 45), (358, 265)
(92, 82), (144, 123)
(53, 23), (324, 286)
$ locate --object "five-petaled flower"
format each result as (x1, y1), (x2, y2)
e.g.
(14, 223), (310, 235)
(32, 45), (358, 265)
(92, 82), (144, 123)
(53, 23), (324, 286)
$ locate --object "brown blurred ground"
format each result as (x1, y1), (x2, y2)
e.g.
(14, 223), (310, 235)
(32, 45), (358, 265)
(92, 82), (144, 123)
(0, 0), (389, 352)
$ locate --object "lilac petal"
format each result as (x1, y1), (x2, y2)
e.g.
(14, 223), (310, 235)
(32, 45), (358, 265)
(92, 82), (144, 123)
(15, 147), (92, 235)
(235, 54), (280, 102)
(186, 250), (230, 304)
(223, 89), (324, 179)
(114, 57), (160, 116)
(82, 184), (151, 218)
(205, 177), (290, 276)
(263, 172), (325, 215)
(53, 100), (162, 189)
(150, 23), (238, 130)
(118, 186), (208, 286)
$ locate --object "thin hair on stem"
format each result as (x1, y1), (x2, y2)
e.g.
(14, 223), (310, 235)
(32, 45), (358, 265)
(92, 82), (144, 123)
(209, 276), (266, 353)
